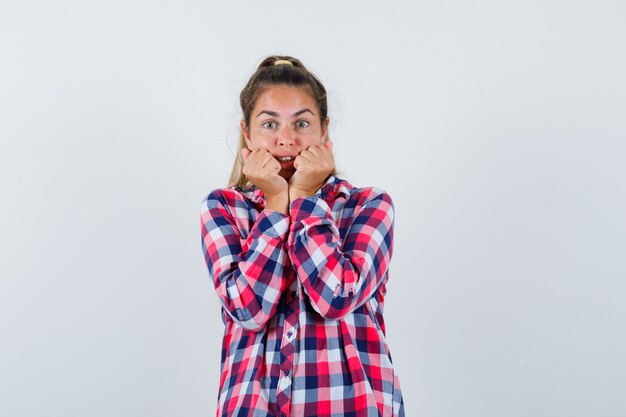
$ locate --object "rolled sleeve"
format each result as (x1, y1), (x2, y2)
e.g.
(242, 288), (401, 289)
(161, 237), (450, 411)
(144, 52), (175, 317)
(200, 190), (293, 331)
(287, 189), (395, 320)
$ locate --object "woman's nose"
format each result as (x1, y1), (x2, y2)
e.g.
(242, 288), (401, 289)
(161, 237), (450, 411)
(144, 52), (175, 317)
(276, 126), (295, 146)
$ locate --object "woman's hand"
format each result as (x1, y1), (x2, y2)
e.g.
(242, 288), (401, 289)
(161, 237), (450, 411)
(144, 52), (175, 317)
(288, 141), (334, 201)
(241, 148), (289, 198)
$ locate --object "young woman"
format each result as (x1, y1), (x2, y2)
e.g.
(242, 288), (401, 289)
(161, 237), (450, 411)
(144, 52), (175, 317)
(200, 55), (405, 417)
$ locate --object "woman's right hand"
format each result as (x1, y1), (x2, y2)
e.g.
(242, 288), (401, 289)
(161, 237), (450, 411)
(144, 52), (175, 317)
(241, 148), (288, 198)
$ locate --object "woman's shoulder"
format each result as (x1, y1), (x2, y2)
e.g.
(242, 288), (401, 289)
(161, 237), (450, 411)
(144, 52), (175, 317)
(344, 180), (394, 207)
(326, 176), (394, 218)
(325, 174), (389, 197)
(200, 185), (251, 209)
(350, 184), (392, 197)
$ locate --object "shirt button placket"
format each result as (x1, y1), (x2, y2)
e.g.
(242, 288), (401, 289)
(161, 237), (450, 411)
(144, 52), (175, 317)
(277, 280), (299, 417)
(280, 326), (296, 381)
(278, 325), (297, 415)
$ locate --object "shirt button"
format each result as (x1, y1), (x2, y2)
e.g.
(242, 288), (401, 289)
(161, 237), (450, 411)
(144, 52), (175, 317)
(287, 330), (293, 338)
(278, 375), (290, 390)
(292, 289), (298, 297)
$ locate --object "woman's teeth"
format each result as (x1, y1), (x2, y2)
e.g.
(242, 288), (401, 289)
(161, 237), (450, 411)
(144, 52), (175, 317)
(278, 156), (295, 162)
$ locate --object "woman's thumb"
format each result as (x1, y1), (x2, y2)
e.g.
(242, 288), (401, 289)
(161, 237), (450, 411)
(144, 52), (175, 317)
(241, 148), (250, 161)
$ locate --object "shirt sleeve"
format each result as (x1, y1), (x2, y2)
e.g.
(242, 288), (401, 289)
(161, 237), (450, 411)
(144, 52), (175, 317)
(287, 187), (395, 320)
(200, 189), (292, 332)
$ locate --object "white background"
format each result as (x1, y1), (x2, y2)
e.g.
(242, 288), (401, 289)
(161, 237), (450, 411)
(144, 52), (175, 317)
(1, 1), (625, 416)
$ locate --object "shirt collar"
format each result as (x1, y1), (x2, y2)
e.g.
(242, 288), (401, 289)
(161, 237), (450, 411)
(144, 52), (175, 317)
(237, 174), (353, 207)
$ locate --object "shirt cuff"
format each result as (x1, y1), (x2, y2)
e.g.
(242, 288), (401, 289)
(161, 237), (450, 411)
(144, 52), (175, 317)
(249, 210), (291, 240)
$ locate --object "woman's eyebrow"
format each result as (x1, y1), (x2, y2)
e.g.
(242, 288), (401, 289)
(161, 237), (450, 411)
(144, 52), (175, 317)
(255, 108), (315, 118)
(293, 108), (315, 117)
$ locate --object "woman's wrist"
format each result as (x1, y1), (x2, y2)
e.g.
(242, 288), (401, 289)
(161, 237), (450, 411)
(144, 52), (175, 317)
(264, 191), (289, 215)
(289, 189), (313, 202)
(289, 185), (320, 202)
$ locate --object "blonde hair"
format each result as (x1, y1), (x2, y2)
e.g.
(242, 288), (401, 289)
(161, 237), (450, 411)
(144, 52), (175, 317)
(227, 55), (339, 188)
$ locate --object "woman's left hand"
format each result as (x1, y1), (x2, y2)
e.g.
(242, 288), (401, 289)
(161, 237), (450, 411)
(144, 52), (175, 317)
(289, 141), (334, 200)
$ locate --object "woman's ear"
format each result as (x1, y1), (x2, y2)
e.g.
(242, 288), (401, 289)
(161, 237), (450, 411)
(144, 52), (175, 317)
(240, 120), (252, 149)
(321, 117), (330, 142)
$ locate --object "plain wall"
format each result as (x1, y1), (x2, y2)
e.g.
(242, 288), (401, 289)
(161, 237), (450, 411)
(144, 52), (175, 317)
(1, 1), (625, 416)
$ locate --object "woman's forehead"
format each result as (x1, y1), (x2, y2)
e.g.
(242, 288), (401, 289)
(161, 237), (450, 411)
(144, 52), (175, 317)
(253, 86), (318, 116)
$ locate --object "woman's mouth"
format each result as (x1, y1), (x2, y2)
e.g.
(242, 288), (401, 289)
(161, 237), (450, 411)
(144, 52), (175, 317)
(275, 155), (296, 169)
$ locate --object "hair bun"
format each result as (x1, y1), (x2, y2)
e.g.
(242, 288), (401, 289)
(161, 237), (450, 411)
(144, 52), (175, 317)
(273, 59), (293, 66)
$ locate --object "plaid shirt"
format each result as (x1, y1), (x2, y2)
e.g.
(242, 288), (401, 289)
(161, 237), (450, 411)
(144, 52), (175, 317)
(200, 174), (405, 417)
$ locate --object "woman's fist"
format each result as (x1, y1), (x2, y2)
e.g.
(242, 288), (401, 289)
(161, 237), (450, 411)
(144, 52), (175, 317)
(289, 141), (335, 198)
(241, 148), (288, 197)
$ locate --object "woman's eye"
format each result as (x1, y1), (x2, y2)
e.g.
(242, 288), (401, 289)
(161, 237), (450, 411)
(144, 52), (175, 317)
(296, 120), (310, 128)
(262, 121), (277, 129)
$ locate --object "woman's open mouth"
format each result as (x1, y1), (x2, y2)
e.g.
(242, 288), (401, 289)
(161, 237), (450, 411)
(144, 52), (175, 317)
(275, 155), (296, 169)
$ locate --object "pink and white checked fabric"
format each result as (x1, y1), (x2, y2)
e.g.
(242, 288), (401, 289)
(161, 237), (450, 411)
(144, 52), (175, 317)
(200, 174), (405, 417)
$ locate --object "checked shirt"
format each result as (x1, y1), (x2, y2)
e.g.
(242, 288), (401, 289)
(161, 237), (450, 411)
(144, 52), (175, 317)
(200, 174), (405, 417)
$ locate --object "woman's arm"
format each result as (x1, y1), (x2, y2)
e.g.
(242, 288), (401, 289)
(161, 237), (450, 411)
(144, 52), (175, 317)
(200, 189), (293, 331)
(287, 187), (394, 320)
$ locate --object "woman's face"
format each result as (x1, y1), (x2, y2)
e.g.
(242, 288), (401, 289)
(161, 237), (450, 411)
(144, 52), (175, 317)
(241, 84), (329, 181)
